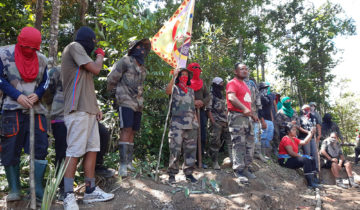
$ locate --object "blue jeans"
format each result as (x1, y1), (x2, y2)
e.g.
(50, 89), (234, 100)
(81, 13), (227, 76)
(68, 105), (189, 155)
(302, 138), (319, 173)
(261, 120), (274, 148)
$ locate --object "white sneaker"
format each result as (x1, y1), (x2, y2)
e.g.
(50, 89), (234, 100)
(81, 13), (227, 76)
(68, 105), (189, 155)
(63, 193), (79, 210)
(83, 186), (114, 204)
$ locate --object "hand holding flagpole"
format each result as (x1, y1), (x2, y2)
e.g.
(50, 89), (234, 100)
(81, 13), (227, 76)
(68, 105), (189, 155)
(151, 0), (196, 182)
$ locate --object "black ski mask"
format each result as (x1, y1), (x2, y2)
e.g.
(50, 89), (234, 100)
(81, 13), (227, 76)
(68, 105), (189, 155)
(75, 26), (96, 56)
(211, 83), (224, 99)
(323, 113), (332, 125)
(129, 43), (146, 65)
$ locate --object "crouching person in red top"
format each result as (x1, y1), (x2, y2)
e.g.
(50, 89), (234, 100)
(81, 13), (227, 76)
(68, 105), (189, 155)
(278, 123), (320, 189)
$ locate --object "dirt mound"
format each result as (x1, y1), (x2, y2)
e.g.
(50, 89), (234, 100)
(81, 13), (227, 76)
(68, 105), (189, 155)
(3, 158), (360, 209)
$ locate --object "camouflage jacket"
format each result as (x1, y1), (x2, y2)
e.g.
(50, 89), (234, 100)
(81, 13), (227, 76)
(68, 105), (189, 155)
(0, 45), (48, 114)
(275, 109), (299, 134)
(206, 93), (227, 123)
(107, 55), (146, 112)
(170, 85), (198, 129)
(244, 78), (261, 118)
(43, 66), (64, 121)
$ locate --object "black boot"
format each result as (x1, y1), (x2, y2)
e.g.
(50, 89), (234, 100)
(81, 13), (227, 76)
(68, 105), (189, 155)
(305, 174), (321, 189)
(211, 151), (220, 170)
(118, 143), (128, 177)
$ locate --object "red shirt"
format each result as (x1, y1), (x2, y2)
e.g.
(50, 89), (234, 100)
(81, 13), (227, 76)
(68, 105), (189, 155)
(226, 78), (252, 113)
(278, 136), (301, 155)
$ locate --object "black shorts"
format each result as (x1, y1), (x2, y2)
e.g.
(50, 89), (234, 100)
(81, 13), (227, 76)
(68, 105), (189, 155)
(323, 158), (347, 169)
(119, 106), (142, 131)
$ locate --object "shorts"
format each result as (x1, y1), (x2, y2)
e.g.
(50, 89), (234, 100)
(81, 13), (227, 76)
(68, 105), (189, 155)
(0, 110), (48, 166)
(323, 158), (347, 169)
(119, 106), (142, 131)
(64, 111), (100, 157)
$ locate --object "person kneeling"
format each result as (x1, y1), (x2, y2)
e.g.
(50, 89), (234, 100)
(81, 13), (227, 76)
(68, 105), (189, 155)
(320, 132), (359, 188)
(166, 68), (198, 184)
(278, 123), (320, 189)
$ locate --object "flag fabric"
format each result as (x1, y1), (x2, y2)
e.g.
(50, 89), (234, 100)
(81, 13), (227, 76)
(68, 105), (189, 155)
(150, 0), (195, 68)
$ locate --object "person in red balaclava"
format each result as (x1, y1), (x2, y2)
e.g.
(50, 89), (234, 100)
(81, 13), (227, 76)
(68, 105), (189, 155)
(0, 27), (50, 202)
(187, 63), (210, 168)
(165, 68), (198, 183)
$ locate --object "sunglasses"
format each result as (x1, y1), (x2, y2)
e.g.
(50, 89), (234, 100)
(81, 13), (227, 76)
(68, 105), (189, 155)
(192, 66), (201, 69)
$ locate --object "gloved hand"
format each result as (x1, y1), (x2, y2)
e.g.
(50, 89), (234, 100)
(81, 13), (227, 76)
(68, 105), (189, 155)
(95, 48), (105, 57)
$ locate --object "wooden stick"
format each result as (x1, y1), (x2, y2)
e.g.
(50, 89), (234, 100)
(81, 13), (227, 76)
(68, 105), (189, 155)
(155, 76), (175, 182)
(197, 108), (202, 168)
(29, 108), (36, 209)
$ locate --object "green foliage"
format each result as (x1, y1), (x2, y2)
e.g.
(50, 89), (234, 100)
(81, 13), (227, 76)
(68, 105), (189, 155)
(329, 80), (360, 155)
(0, 0), (33, 45)
(270, 0), (356, 108)
(41, 159), (69, 210)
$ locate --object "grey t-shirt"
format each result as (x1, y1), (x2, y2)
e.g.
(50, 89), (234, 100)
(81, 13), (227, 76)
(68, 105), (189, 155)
(321, 138), (343, 158)
(61, 42), (99, 115)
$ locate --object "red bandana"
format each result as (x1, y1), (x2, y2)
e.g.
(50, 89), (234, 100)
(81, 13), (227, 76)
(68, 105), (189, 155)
(187, 62), (203, 91)
(14, 27), (41, 82)
(177, 75), (188, 93)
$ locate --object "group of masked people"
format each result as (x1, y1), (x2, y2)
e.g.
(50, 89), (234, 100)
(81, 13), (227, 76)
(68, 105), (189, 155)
(168, 61), (360, 189)
(0, 26), (156, 209)
(166, 63), (279, 184)
(1, 25), (358, 210)
(275, 98), (359, 188)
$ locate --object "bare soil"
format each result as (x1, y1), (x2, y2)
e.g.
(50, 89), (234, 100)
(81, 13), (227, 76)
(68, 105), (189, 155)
(1, 158), (360, 210)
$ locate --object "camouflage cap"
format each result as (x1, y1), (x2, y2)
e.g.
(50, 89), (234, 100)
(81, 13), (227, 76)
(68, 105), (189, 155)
(128, 38), (151, 55)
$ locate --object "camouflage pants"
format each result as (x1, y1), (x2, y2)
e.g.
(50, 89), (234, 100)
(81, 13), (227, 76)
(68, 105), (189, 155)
(209, 121), (231, 154)
(167, 128), (197, 175)
(228, 111), (255, 171)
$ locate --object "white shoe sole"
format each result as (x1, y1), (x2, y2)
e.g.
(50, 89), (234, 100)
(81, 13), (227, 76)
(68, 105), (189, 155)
(83, 194), (115, 204)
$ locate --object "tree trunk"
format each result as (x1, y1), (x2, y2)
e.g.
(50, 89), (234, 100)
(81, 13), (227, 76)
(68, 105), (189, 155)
(80, 0), (89, 25)
(238, 35), (243, 63)
(256, 59), (259, 82)
(34, 0), (44, 31)
(48, 0), (61, 68)
(95, 0), (103, 29)
(294, 76), (304, 106)
(260, 53), (265, 82)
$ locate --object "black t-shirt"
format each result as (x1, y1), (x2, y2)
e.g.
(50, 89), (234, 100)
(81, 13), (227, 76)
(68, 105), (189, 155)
(299, 113), (318, 139)
(259, 94), (272, 121)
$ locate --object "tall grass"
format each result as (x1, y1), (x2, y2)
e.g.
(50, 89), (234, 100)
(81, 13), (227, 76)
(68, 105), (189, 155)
(41, 158), (70, 210)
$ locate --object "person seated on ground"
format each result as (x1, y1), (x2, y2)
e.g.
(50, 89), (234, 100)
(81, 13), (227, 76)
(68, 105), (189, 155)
(320, 132), (359, 188)
(165, 68), (198, 184)
(355, 133), (360, 165)
(278, 123), (320, 189)
(275, 97), (299, 153)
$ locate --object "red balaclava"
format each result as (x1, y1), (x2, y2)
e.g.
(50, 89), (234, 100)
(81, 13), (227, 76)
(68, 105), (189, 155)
(15, 27), (42, 82)
(177, 75), (189, 93)
(187, 62), (203, 91)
